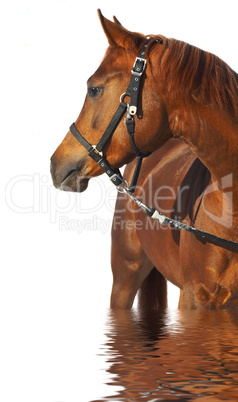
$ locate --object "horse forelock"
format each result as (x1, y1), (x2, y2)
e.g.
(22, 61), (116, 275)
(153, 37), (238, 116)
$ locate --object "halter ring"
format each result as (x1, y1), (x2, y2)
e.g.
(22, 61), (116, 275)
(117, 179), (129, 193)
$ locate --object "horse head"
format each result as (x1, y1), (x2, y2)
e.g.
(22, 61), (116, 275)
(50, 10), (171, 192)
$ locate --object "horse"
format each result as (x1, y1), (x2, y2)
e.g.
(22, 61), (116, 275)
(50, 10), (238, 310)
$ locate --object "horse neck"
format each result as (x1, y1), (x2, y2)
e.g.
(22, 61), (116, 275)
(150, 39), (238, 194)
(167, 102), (238, 196)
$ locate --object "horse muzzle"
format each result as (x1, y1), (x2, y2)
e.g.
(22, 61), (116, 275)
(50, 156), (89, 193)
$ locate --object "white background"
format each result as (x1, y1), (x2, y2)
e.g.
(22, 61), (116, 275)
(2, 1), (237, 401)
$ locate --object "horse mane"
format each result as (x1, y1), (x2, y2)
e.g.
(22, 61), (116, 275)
(154, 37), (238, 116)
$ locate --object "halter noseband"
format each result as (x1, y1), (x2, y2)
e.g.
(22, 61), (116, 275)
(70, 38), (151, 192)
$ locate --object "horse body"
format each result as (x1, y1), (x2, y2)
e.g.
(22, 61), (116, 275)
(112, 140), (238, 309)
(50, 11), (238, 309)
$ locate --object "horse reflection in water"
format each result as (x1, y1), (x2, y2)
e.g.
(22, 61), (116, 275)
(51, 11), (238, 309)
(91, 309), (238, 401)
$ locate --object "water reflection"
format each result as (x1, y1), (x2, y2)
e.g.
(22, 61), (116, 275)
(92, 308), (238, 401)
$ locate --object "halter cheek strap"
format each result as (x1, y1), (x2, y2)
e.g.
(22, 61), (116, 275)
(70, 39), (152, 191)
(70, 98), (128, 187)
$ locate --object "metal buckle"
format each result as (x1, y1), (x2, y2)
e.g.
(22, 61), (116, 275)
(91, 145), (103, 157)
(131, 57), (147, 77)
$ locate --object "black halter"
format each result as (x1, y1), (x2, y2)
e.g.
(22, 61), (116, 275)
(70, 39), (151, 192)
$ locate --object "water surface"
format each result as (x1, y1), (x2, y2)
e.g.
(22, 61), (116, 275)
(91, 308), (238, 401)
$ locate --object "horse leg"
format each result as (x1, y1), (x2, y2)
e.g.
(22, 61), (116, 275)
(138, 267), (167, 310)
(178, 290), (183, 308)
(111, 214), (167, 310)
(110, 242), (152, 309)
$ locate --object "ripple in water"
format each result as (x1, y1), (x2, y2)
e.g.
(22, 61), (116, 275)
(90, 308), (238, 401)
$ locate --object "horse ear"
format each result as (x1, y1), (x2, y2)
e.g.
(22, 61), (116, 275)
(113, 15), (122, 26)
(97, 9), (129, 47)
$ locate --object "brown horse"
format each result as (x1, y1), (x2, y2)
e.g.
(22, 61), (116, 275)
(50, 11), (238, 310)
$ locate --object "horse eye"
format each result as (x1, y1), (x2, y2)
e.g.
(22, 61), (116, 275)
(88, 87), (102, 97)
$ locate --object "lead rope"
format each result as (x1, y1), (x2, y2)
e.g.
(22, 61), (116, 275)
(119, 186), (238, 250)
